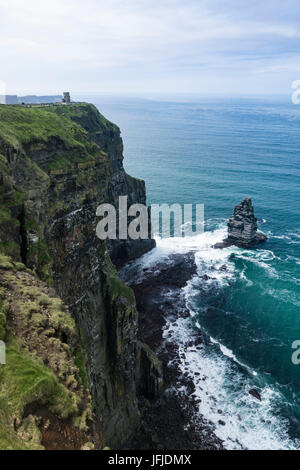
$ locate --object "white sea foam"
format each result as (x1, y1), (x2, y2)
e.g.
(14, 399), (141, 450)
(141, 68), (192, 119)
(261, 286), (300, 307)
(209, 335), (257, 376)
(267, 230), (300, 246)
(120, 226), (231, 283)
(285, 255), (300, 266)
(271, 234), (291, 240)
(233, 250), (279, 278)
(164, 314), (299, 450)
(122, 224), (278, 284)
(287, 231), (300, 239)
(240, 268), (253, 287)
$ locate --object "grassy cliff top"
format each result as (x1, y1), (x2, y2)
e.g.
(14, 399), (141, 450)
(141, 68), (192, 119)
(48, 102), (117, 131)
(0, 103), (113, 176)
(0, 102), (113, 154)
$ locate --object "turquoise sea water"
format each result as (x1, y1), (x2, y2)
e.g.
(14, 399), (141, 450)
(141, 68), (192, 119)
(91, 95), (300, 449)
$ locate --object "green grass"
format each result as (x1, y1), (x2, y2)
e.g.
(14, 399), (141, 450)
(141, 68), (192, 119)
(0, 341), (79, 449)
(48, 102), (115, 131)
(0, 104), (86, 148)
(0, 406), (29, 450)
(0, 104), (106, 171)
(1, 344), (77, 417)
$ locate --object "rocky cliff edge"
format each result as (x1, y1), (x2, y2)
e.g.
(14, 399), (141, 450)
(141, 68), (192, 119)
(0, 102), (160, 449)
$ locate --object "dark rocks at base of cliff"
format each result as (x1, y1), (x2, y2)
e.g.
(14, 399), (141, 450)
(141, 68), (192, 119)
(109, 237), (156, 270)
(136, 342), (163, 401)
(214, 197), (267, 249)
(127, 253), (197, 351)
(123, 253), (224, 450)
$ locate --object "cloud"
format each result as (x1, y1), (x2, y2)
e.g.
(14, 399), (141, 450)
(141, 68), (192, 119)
(255, 56), (300, 74)
(0, 0), (299, 94)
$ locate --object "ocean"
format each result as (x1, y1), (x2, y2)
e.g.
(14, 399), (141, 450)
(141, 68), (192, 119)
(84, 95), (300, 449)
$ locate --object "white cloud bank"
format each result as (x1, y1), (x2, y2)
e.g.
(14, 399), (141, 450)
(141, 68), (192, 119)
(0, 0), (299, 95)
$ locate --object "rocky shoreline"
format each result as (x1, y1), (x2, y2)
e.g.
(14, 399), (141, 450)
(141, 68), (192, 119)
(123, 196), (268, 449)
(122, 253), (224, 450)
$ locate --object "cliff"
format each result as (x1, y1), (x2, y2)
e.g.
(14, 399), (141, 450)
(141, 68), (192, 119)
(0, 103), (159, 449)
(50, 103), (155, 267)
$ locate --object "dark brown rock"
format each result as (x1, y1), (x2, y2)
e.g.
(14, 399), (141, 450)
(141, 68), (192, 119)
(249, 388), (262, 401)
(214, 198), (267, 249)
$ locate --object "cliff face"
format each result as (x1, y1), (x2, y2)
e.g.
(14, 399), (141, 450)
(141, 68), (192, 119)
(51, 103), (155, 267)
(0, 103), (159, 448)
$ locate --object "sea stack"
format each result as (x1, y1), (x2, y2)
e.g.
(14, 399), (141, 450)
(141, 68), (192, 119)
(214, 197), (267, 249)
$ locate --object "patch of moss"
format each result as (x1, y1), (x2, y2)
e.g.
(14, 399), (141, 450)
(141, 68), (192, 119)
(27, 238), (52, 282)
(0, 241), (20, 259)
(13, 262), (26, 271)
(0, 208), (12, 224)
(17, 414), (43, 450)
(104, 254), (134, 302)
(6, 190), (25, 207)
(47, 298), (76, 337)
(0, 312), (6, 341)
(74, 346), (88, 388)
(20, 300), (40, 320)
(38, 294), (52, 308)
(10, 279), (76, 338)
(0, 254), (27, 274)
(0, 253), (14, 270)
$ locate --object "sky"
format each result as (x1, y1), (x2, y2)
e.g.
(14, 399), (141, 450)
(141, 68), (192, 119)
(0, 0), (300, 96)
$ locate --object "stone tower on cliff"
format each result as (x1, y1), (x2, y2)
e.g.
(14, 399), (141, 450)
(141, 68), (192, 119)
(62, 92), (71, 104)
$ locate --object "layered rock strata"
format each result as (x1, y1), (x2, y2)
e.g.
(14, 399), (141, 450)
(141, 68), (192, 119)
(214, 197), (267, 249)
